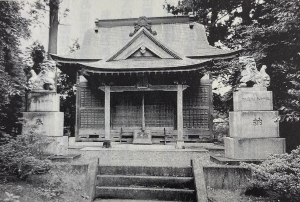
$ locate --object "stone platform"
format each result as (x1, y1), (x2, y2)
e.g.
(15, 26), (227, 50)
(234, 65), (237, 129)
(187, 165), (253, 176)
(210, 155), (263, 165)
(68, 143), (210, 167)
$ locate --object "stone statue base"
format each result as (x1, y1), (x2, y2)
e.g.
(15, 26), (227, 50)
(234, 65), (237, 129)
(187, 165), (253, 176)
(225, 87), (285, 160)
(224, 137), (285, 159)
(22, 92), (68, 155)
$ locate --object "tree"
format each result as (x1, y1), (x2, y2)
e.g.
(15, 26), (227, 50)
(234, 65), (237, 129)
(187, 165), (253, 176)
(28, 0), (69, 58)
(166, 0), (300, 119)
(48, 0), (60, 57)
(164, 0), (255, 45)
(0, 0), (68, 134)
(229, 0), (300, 121)
(0, 1), (31, 134)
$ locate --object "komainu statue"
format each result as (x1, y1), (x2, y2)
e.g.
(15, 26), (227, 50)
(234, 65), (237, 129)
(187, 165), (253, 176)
(28, 60), (56, 91)
(239, 56), (270, 87)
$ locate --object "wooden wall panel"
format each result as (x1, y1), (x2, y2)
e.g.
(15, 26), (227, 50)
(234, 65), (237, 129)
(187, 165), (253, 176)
(183, 85), (210, 130)
(111, 92), (142, 128)
(76, 81), (105, 141)
(183, 82), (213, 142)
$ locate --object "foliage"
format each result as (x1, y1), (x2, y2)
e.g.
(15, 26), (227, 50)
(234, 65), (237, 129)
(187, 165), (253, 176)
(0, 120), (51, 180)
(213, 92), (233, 113)
(231, 0), (300, 122)
(242, 146), (300, 201)
(3, 192), (20, 202)
(25, 41), (45, 75)
(0, 164), (86, 202)
(164, 0), (253, 45)
(68, 38), (80, 53)
(27, 0), (69, 26)
(60, 90), (76, 136)
(212, 120), (229, 143)
(0, 1), (31, 134)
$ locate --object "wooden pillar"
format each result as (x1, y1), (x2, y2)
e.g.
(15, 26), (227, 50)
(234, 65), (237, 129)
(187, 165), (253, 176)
(177, 84), (184, 149)
(142, 94), (145, 130)
(104, 86), (111, 148)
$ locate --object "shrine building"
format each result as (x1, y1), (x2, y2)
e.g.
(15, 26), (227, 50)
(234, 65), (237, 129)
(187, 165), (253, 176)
(51, 15), (238, 147)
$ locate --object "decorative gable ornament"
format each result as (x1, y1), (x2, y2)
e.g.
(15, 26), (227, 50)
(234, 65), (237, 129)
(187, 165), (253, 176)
(129, 16), (157, 37)
(108, 27), (182, 62)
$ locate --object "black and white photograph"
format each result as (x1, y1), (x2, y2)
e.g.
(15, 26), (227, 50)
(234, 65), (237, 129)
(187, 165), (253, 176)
(0, 0), (299, 201)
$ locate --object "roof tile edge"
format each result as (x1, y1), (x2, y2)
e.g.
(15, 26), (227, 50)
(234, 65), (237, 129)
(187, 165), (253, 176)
(95, 16), (190, 27)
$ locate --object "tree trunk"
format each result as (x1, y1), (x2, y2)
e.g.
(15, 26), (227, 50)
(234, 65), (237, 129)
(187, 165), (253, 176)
(241, 0), (252, 25)
(208, 7), (218, 46)
(48, 0), (59, 59)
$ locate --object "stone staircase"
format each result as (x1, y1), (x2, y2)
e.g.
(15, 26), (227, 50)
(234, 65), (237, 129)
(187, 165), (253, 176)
(94, 165), (196, 201)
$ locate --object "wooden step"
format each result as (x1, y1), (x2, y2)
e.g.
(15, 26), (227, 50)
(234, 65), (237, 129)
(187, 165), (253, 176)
(97, 175), (194, 189)
(95, 186), (195, 201)
(98, 166), (193, 177)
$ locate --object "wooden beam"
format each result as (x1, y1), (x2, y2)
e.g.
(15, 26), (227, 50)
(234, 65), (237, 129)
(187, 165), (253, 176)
(99, 85), (188, 92)
(177, 84), (184, 149)
(104, 86), (111, 142)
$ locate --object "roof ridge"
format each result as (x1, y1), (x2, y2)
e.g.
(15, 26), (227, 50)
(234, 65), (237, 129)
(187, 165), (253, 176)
(95, 16), (190, 27)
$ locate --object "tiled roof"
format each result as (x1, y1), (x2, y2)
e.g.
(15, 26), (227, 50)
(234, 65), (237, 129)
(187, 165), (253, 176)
(79, 58), (211, 72)
(53, 21), (238, 61)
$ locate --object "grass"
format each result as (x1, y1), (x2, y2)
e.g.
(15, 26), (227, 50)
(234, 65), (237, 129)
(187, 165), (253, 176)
(0, 163), (88, 202)
(207, 188), (274, 202)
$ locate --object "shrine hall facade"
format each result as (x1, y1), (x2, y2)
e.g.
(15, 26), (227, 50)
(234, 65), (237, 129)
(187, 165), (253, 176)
(52, 16), (238, 146)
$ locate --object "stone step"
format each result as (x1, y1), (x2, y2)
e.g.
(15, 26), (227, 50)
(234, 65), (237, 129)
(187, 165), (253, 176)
(95, 186), (195, 201)
(94, 200), (182, 202)
(97, 175), (194, 189)
(98, 166), (193, 177)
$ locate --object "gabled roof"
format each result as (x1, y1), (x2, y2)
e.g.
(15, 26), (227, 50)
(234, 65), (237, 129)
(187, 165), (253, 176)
(107, 27), (182, 61)
(51, 16), (239, 72)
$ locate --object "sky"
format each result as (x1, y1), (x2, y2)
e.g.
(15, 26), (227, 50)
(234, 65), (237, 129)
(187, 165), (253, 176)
(22, 0), (178, 55)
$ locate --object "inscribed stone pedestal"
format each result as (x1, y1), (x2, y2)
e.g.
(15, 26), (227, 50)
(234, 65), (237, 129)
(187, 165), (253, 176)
(233, 89), (273, 111)
(225, 85), (285, 160)
(27, 92), (60, 112)
(22, 112), (64, 137)
(229, 111), (279, 138)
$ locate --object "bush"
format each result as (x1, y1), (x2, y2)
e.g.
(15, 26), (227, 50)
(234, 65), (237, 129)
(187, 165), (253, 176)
(212, 119), (229, 143)
(0, 120), (51, 179)
(243, 146), (300, 201)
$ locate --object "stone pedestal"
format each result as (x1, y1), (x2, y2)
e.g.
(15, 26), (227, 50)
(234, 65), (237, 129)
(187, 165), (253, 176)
(224, 137), (285, 159)
(225, 87), (285, 160)
(22, 92), (67, 155)
(233, 87), (273, 111)
(22, 112), (64, 136)
(27, 92), (60, 112)
(229, 111), (279, 138)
